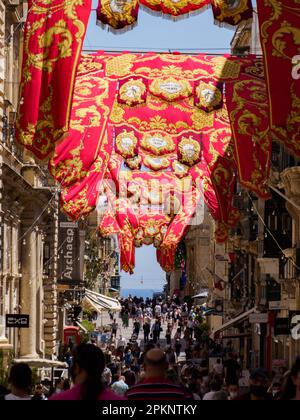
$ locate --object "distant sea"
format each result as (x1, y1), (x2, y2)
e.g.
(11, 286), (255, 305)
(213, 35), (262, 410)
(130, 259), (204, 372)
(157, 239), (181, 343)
(121, 288), (162, 299)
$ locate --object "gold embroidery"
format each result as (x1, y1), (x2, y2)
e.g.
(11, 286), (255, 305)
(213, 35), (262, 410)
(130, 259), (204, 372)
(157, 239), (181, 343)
(50, 139), (86, 184)
(141, 133), (175, 155)
(213, 0), (251, 25)
(125, 155), (142, 170)
(178, 136), (201, 166)
(105, 54), (135, 77)
(143, 154), (171, 170)
(115, 130), (138, 157)
(110, 101), (126, 123)
(195, 81), (223, 112)
(98, 0), (138, 29)
(62, 185), (94, 217)
(172, 161), (190, 178)
(119, 78), (147, 106)
(149, 77), (193, 102)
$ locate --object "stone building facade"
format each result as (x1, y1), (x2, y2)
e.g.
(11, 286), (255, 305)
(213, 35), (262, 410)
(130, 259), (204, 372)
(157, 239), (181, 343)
(0, 1), (60, 370)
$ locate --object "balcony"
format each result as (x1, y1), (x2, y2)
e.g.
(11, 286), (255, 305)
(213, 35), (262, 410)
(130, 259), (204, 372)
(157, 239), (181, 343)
(279, 248), (299, 281)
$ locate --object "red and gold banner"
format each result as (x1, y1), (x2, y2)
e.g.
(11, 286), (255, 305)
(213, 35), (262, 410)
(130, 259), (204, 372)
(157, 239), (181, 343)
(46, 52), (274, 271)
(140, 0), (210, 17)
(157, 247), (176, 272)
(258, 0), (300, 157)
(16, 0), (92, 160)
(49, 55), (117, 219)
(226, 59), (271, 199)
(97, 0), (139, 31)
(211, 0), (253, 26)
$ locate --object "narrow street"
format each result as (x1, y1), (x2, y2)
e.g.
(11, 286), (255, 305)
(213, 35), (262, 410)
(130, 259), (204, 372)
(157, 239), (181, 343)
(104, 313), (187, 363)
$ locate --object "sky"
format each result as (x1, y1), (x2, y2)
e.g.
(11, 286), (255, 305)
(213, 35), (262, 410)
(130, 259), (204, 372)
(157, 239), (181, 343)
(86, 2), (234, 291)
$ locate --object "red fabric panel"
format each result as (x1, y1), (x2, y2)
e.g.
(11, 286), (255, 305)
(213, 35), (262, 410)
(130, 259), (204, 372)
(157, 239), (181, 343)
(258, 0), (300, 156)
(16, 0), (92, 159)
(226, 59), (271, 199)
(140, 0), (210, 17)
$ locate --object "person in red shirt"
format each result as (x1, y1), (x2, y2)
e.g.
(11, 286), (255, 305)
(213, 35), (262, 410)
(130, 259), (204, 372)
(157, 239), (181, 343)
(50, 344), (125, 401)
(125, 348), (193, 400)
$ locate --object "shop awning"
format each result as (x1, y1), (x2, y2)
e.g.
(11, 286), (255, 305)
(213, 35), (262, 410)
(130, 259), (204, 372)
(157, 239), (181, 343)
(212, 308), (256, 336)
(192, 291), (209, 299)
(82, 289), (121, 313)
(13, 358), (67, 368)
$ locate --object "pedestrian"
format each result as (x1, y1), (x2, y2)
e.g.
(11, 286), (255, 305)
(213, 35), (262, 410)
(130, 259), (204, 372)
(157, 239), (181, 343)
(133, 344), (141, 363)
(178, 317), (184, 334)
(31, 384), (47, 400)
(154, 302), (161, 318)
(166, 324), (172, 345)
(227, 380), (240, 400)
(175, 338), (182, 361)
(203, 378), (223, 400)
(50, 344), (125, 400)
(124, 349), (133, 367)
(280, 358), (300, 400)
(151, 320), (161, 344)
(213, 358), (224, 377)
(123, 310), (129, 328)
(183, 327), (190, 346)
(235, 368), (271, 401)
(224, 353), (240, 386)
(125, 348), (194, 400)
(111, 320), (118, 338)
(3, 363), (32, 400)
(117, 334), (126, 350)
(143, 321), (151, 343)
(123, 366), (137, 387)
(165, 346), (176, 366)
(187, 317), (194, 340)
(133, 318), (141, 337)
(268, 378), (282, 400)
(111, 375), (129, 396)
(174, 327), (181, 341)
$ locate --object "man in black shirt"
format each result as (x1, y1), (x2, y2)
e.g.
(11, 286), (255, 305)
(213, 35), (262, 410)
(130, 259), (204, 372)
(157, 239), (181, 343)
(224, 353), (241, 385)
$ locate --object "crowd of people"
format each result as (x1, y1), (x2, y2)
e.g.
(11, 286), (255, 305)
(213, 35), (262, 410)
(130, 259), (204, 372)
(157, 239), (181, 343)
(1, 294), (300, 401)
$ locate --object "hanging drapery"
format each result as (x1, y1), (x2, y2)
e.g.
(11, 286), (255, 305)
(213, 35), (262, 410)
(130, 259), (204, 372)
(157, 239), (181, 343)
(140, 0), (210, 17)
(225, 58), (271, 199)
(211, 0), (253, 27)
(95, 0), (252, 31)
(49, 54), (117, 220)
(16, 0), (92, 160)
(257, 0), (300, 157)
(96, 0), (139, 31)
(30, 51), (272, 272)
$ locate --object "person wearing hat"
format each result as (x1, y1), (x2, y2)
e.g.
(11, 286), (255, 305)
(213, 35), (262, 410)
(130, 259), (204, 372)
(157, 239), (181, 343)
(235, 368), (271, 400)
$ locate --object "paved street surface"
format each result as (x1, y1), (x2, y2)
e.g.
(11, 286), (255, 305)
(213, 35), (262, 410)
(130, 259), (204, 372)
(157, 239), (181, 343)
(101, 312), (187, 362)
